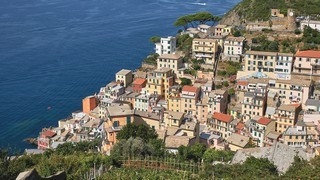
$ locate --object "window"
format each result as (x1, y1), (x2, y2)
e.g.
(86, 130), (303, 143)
(113, 121), (119, 127)
(126, 116), (131, 124)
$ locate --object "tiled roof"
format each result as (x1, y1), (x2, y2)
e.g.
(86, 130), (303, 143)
(42, 130), (56, 138)
(295, 50), (320, 58)
(182, 85), (198, 93)
(237, 81), (248, 86)
(133, 78), (146, 85)
(257, 117), (271, 125)
(236, 122), (245, 129)
(212, 112), (233, 123)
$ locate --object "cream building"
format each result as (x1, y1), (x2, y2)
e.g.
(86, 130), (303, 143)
(248, 116), (275, 147)
(192, 38), (218, 65)
(116, 69), (133, 87)
(268, 78), (311, 106)
(207, 112), (234, 139)
(163, 111), (184, 127)
(293, 50), (320, 76)
(157, 54), (183, 75)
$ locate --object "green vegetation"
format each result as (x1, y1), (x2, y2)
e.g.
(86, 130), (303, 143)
(217, 61), (242, 77)
(149, 36), (161, 43)
(174, 12), (220, 30)
(251, 35), (279, 52)
(180, 78), (192, 86)
(116, 123), (158, 142)
(2, 121), (320, 180)
(0, 140), (109, 180)
(302, 26), (320, 46)
(143, 53), (159, 65)
(224, 0), (320, 22)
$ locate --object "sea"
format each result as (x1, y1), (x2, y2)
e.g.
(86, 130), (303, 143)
(0, 0), (241, 151)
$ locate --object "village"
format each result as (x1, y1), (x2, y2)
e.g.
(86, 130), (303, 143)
(33, 8), (320, 172)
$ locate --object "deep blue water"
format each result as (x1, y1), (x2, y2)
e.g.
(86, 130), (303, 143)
(0, 0), (240, 150)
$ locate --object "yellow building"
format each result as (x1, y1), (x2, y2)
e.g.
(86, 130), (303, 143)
(168, 86), (181, 112)
(192, 38), (218, 65)
(146, 68), (174, 100)
(180, 85), (200, 116)
(134, 110), (161, 130)
(274, 104), (301, 133)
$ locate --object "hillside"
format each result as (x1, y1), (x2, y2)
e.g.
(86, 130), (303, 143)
(221, 0), (320, 26)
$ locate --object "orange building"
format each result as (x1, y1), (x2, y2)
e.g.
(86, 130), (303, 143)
(133, 78), (147, 93)
(82, 96), (97, 114)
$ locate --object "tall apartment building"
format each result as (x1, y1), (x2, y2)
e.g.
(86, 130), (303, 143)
(293, 50), (320, 76)
(167, 86), (181, 112)
(180, 85), (200, 116)
(223, 36), (245, 61)
(155, 36), (176, 55)
(237, 51), (293, 80)
(145, 68), (174, 100)
(192, 38), (218, 65)
(157, 54), (183, 75)
(207, 112), (234, 139)
(274, 104), (301, 133)
(275, 53), (294, 80)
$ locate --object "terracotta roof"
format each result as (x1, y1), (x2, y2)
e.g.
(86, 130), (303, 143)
(257, 117), (271, 125)
(42, 130), (56, 138)
(290, 103), (301, 108)
(237, 81), (248, 86)
(236, 122), (245, 129)
(212, 112), (233, 123)
(295, 50), (320, 58)
(133, 78), (146, 85)
(182, 85), (198, 93)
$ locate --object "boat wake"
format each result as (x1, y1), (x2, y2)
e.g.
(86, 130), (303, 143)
(190, 2), (206, 6)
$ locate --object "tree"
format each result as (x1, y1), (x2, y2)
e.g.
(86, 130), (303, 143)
(116, 123), (158, 142)
(223, 81), (229, 87)
(150, 36), (161, 43)
(233, 30), (242, 37)
(228, 88), (235, 95)
(202, 149), (234, 163)
(180, 78), (192, 86)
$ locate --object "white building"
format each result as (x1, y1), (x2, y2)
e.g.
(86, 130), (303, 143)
(275, 53), (294, 80)
(155, 36), (176, 55)
(223, 36), (245, 62)
(300, 20), (320, 32)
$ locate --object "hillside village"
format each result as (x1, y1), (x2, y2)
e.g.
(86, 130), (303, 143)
(34, 8), (320, 173)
